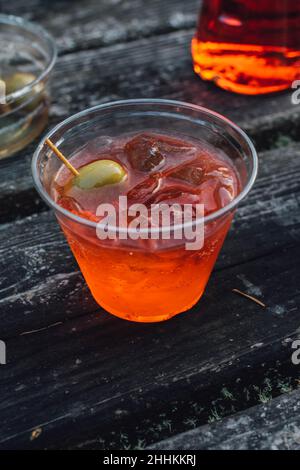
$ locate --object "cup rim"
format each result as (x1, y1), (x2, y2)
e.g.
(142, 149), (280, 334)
(32, 98), (258, 233)
(0, 14), (57, 104)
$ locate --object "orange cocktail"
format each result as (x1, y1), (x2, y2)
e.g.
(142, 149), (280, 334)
(32, 100), (257, 322)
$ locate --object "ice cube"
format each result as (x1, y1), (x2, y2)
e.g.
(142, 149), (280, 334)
(217, 186), (234, 207)
(147, 186), (201, 209)
(125, 134), (165, 172)
(127, 176), (160, 204)
(125, 133), (198, 173)
(170, 164), (204, 185)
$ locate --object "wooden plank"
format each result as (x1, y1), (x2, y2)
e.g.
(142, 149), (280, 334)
(0, 212), (98, 336)
(0, 143), (299, 337)
(0, 144), (299, 448)
(0, 243), (299, 449)
(48, 29), (299, 131)
(0, 0), (200, 52)
(148, 388), (300, 450)
(0, 0), (299, 450)
(0, 29), (299, 222)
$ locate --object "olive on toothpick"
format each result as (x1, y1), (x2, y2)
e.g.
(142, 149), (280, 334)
(44, 138), (127, 189)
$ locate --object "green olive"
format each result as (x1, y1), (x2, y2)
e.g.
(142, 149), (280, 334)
(5, 72), (36, 95)
(74, 159), (127, 189)
(4, 72), (45, 111)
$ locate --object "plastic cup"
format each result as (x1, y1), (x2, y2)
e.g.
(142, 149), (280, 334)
(32, 99), (257, 322)
(0, 14), (56, 158)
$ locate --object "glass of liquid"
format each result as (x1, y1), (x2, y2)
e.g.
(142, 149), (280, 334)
(192, 0), (300, 94)
(32, 99), (257, 323)
(0, 14), (56, 158)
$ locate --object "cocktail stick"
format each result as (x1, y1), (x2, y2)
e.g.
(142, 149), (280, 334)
(44, 138), (79, 177)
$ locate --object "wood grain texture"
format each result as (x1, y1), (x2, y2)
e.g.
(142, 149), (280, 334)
(0, 145), (299, 448)
(1, 143), (299, 337)
(0, 0), (200, 52)
(0, 244), (299, 449)
(148, 388), (300, 450)
(0, 0), (300, 450)
(0, 27), (299, 222)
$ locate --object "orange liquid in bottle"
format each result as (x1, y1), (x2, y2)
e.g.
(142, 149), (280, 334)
(192, 0), (300, 94)
(52, 132), (240, 322)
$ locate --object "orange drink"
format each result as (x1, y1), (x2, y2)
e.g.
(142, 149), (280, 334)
(32, 100), (257, 322)
(192, 0), (300, 94)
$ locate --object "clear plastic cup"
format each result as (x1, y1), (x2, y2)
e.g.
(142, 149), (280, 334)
(32, 99), (257, 322)
(0, 14), (57, 158)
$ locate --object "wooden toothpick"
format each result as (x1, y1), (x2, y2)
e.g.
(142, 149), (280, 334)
(44, 138), (79, 177)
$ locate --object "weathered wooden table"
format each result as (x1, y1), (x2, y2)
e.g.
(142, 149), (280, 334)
(0, 0), (299, 450)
